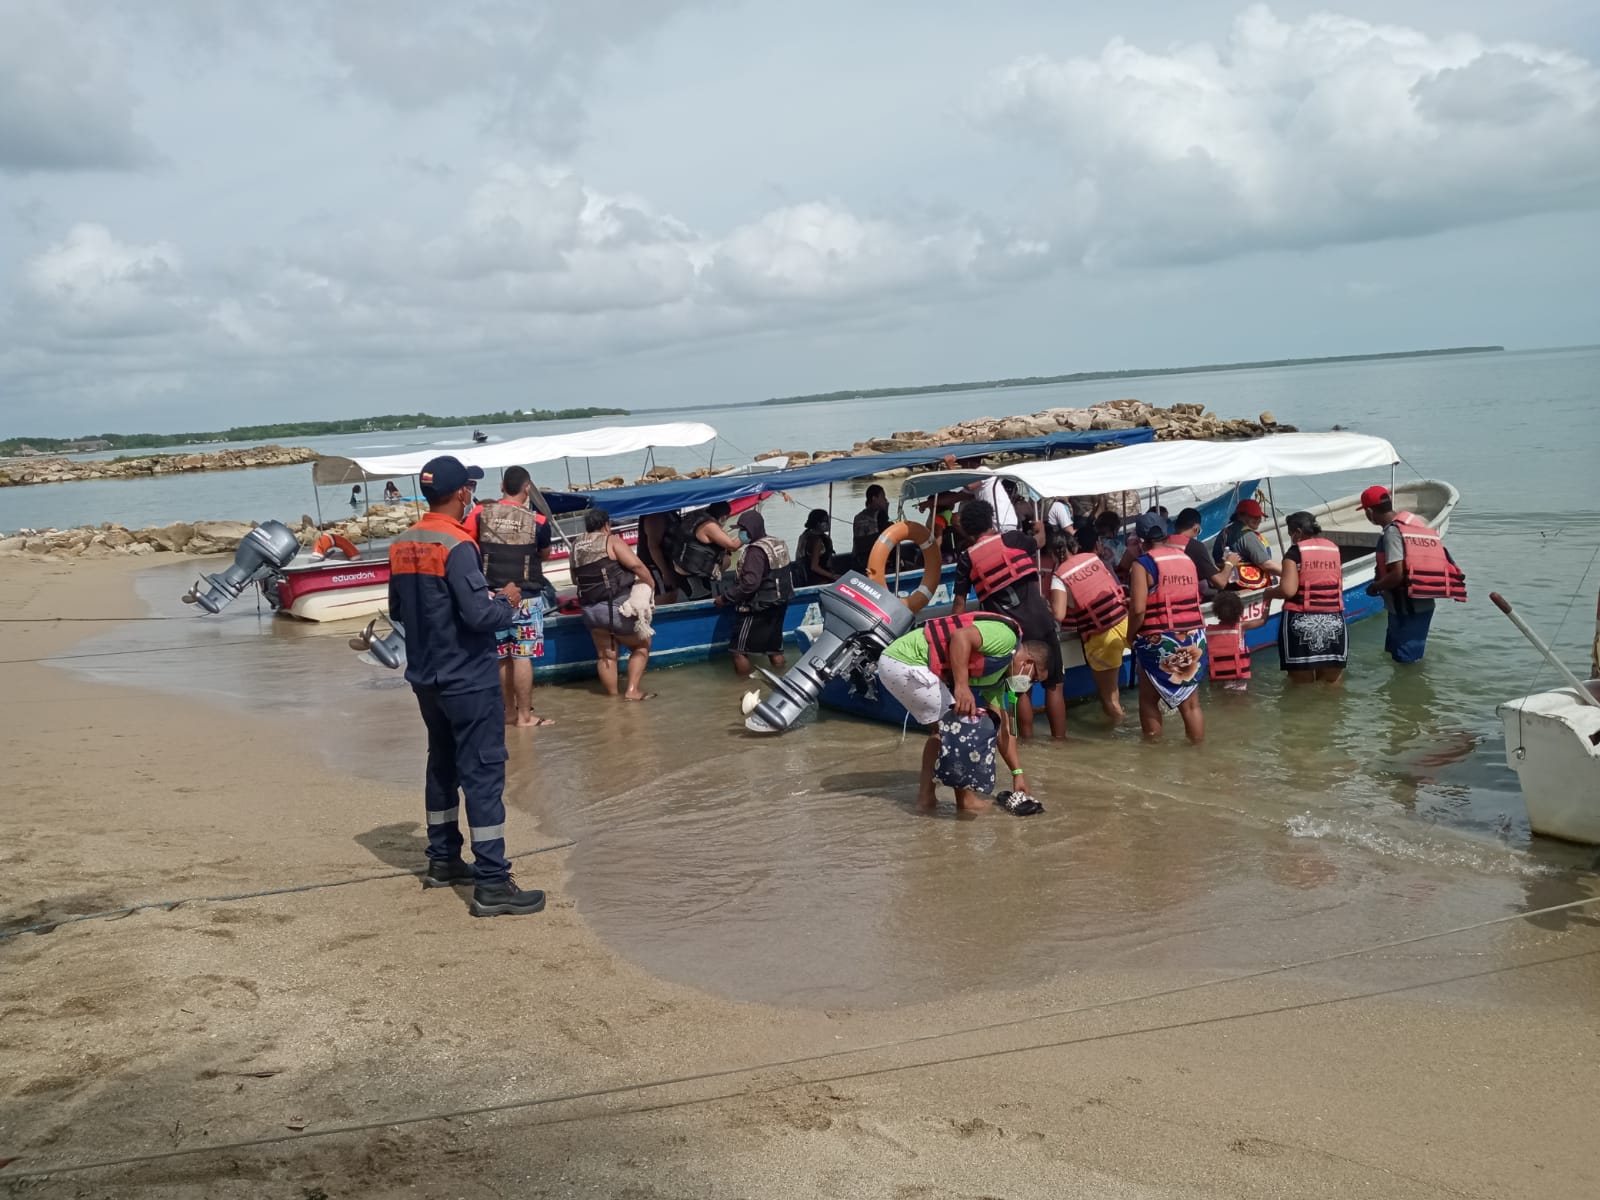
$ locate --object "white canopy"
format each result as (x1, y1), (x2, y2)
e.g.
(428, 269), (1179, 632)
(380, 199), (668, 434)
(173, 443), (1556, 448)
(313, 422), (718, 485)
(900, 432), (1398, 500)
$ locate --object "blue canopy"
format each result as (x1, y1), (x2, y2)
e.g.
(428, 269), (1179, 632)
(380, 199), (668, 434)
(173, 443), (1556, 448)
(557, 427), (1155, 521)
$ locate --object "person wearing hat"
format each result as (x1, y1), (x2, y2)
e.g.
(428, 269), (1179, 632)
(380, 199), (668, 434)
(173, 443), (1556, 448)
(718, 508), (794, 676)
(1210, 498), (1281, 574)
(386, 455), (546, 918)
(1361, 485), (1466, 663)
(794, 508), (840, 586)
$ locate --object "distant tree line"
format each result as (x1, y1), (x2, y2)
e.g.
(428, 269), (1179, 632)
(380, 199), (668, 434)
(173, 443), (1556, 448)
(756, 346), (1506, 407)
(0, 407), (630, 456)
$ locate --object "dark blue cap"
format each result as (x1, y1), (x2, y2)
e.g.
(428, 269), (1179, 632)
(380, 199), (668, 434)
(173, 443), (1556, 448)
(418, 455), (484, 501)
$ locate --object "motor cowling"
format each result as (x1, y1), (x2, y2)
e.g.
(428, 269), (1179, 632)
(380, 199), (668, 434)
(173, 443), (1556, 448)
(744, 571), (914, 734)
(182, 520), (301, 614)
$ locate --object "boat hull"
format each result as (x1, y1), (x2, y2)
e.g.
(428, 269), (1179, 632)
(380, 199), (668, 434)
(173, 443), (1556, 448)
(1496, 684), (1600, 845)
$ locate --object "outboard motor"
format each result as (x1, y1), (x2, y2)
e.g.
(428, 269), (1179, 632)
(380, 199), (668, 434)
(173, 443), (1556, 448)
(182, 520), (301, 614)
(745, 571), (913, 734)
(350, 615), (407, 670)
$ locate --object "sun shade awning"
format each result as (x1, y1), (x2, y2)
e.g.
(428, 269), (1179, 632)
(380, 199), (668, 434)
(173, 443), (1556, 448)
(897, 432), (1398, 500)
(311, 422), (720, 486)
(567, 427), (1154, 521)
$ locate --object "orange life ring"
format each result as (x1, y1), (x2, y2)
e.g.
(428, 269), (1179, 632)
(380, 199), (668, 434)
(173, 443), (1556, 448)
(866, 520), (942, 614)
(313, 532), (361, 560)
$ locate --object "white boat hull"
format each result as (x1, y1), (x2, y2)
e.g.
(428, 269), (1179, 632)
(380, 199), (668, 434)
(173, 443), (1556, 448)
(1497, 683), (1600, 845)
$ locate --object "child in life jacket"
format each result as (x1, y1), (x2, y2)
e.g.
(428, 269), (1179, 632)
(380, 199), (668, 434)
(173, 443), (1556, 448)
(1205, 590), (1264, 692)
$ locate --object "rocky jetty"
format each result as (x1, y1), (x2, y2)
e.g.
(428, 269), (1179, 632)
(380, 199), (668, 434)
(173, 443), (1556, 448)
(0, 444), (319, 487)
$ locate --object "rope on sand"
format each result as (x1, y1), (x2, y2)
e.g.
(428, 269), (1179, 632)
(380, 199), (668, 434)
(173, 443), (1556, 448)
(0, 841), (576, 941)
(4, 892), (1596, 1181)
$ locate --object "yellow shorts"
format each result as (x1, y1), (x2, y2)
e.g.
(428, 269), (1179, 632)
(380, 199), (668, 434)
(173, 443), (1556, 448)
(1083, 619), (1130, 673)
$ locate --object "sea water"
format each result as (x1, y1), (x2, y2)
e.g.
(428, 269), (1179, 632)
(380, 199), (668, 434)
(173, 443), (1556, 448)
(52, 345), (1600, 1005)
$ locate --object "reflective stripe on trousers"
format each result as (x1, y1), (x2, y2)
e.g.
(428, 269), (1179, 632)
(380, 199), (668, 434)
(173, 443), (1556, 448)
(413, 684), (513, 882)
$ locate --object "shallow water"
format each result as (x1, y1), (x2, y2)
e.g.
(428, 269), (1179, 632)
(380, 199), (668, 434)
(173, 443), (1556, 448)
(46, 345), (1600, 1004)
(59, 551), (1600, 1007)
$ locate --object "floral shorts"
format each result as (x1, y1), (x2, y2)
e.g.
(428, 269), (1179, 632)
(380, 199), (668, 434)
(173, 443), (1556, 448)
(1133, 626), (1207, 711)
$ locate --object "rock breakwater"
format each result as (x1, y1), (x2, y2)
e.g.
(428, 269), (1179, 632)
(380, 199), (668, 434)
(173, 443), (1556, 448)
(0, 444), (319, 487)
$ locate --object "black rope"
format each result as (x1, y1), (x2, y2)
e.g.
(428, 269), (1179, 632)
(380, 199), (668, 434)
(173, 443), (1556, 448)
(0, 841), (576, 940)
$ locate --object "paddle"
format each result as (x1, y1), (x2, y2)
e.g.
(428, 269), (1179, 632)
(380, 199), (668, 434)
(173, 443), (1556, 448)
(1490, 592), (1600, 709)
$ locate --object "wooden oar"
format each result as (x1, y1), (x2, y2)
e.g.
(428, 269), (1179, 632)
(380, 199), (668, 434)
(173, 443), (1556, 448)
(1490, 592), (1600, 709)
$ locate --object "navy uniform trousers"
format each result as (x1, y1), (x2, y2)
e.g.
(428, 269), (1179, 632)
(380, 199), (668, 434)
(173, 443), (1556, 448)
(412, 684), (511, 882)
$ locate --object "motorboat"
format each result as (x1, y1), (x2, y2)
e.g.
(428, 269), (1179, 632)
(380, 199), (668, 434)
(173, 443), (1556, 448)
(1493, 591), (1600, 845)
(350, 425), (1160, 676)
(775, 431), (1460, 725)
(204, 423), (725, 622)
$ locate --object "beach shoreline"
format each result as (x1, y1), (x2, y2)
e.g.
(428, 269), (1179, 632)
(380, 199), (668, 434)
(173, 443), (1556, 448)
(3, 555), (1599, 1198)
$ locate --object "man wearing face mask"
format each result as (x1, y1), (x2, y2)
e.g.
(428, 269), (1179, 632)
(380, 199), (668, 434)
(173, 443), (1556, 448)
(717, 508), (794, 676)
(876, 612), (1051, 814)
(387, 456), (546, 919)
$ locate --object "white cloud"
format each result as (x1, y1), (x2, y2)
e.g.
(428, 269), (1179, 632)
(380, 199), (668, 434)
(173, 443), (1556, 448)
(984, 4), (1600, 266)
(22, 224), (191, 337)
(0, 0), (161, 173)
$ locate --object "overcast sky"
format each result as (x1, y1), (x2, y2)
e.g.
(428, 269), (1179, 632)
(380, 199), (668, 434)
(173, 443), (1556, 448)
(2, 1), (1597, 435)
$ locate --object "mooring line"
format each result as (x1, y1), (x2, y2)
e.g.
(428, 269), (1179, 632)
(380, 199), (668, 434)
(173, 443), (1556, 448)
(0, 841), (576, 940)
(4, 893), (1595, 1180)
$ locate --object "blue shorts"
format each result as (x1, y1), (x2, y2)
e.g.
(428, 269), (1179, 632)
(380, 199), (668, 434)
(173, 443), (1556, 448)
(1384, 607), (1433, 664)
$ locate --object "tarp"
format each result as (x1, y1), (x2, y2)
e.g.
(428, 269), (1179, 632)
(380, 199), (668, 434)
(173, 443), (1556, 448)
(897, 432), (1397, 500)
(565, 427), (1154, 521)
(312, 422), (719, 485)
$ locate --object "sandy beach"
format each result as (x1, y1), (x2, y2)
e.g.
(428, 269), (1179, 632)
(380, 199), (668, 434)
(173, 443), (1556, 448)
(3, 554), (1599, 1199)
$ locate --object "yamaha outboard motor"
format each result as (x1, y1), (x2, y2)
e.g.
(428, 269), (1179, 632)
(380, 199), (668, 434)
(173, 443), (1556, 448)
(182, 520), (301, 614)
(350, 615), (407, 670)
(745, 571), (913, 734)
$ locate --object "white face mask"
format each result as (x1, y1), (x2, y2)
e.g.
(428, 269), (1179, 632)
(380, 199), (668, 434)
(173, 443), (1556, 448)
(1007, 673), (1033, 695)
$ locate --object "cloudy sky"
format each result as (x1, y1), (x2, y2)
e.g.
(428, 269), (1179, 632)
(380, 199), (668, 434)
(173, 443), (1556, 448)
(2, 1), (1597, 435)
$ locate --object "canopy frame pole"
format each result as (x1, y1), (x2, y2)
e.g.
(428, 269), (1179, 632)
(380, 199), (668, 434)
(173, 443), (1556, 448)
(1390, 462), (1398, 495)
(1266, 477), (1285, 553)
(564, 457), (572, 490)
(313, 477), (324, 529)
(363, 479), (372, 547)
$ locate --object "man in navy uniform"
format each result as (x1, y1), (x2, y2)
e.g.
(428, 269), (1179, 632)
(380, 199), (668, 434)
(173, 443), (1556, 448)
(388, 455), (545, 918)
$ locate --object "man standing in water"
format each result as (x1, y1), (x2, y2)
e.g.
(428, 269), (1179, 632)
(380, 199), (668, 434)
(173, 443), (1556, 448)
(478, 465), (554, 728)
(1362, 485), (1466, 663)
(387, 455), (546, 918)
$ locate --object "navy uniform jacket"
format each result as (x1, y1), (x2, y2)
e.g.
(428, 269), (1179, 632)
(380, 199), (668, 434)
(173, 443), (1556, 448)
(387, 512), (514, 695)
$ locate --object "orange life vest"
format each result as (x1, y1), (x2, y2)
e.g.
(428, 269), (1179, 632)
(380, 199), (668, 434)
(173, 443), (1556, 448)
(1376, 519), (1467, 603)
(1284, 537), (1344, 613)
(1140, 544), (1204, 632)
(1053, 552), (1127, 636)
(1206, 623), (1250, 681)
(1167, 532), (1191, 549)
(923, 612), (1023, 684)
(966, 533), (1037, 600)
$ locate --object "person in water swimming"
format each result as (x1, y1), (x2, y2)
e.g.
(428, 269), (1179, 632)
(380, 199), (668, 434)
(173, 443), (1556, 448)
(876, 613), (1049, 814)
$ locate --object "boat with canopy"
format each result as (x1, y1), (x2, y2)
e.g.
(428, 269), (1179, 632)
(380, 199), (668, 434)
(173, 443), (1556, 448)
(798, 431), (1460, 724)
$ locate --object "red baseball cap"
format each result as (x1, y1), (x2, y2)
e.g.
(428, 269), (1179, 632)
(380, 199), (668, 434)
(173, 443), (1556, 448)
(1359, 485), (1391, 510)
(1234, 499), (1264, 519)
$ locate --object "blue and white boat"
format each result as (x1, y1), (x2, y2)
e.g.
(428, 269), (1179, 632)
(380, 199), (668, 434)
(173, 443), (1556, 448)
(800, 432), (1460, 724)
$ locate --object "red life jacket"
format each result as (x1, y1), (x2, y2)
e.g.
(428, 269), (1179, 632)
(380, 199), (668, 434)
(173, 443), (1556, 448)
(1206, 623), (1250, 681)
(1053, 553), (1127, 636)
(1376, 519), (1467, 603)
(924, 612), (1023, 683)
(966, 533), (1037, 600)
(1140, 545), (1203, 632)
(1284, 537), (1344, 614)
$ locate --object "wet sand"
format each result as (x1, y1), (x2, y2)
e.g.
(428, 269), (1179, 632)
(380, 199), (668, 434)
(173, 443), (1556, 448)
(3, 556), (1600, 1198)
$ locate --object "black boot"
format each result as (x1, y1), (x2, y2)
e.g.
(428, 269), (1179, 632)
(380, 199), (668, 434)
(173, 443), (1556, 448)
(470, 876), (547, 917)
(422, 858), (474, 889)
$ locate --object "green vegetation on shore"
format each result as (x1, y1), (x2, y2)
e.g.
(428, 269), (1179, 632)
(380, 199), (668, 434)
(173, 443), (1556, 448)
(757, 346), (1505, 407)
(0, 407), (629, 456)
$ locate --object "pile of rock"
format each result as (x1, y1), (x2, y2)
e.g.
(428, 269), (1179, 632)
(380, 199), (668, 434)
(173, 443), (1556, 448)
(0, 520), (262, 559)
(734, 399), (1295, 466)
(0, 444), (319, 487)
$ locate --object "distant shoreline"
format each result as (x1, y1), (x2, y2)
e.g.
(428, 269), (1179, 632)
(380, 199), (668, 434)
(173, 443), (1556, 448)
(752, 346), (1505, 408)
(0, 406), (629, 458)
